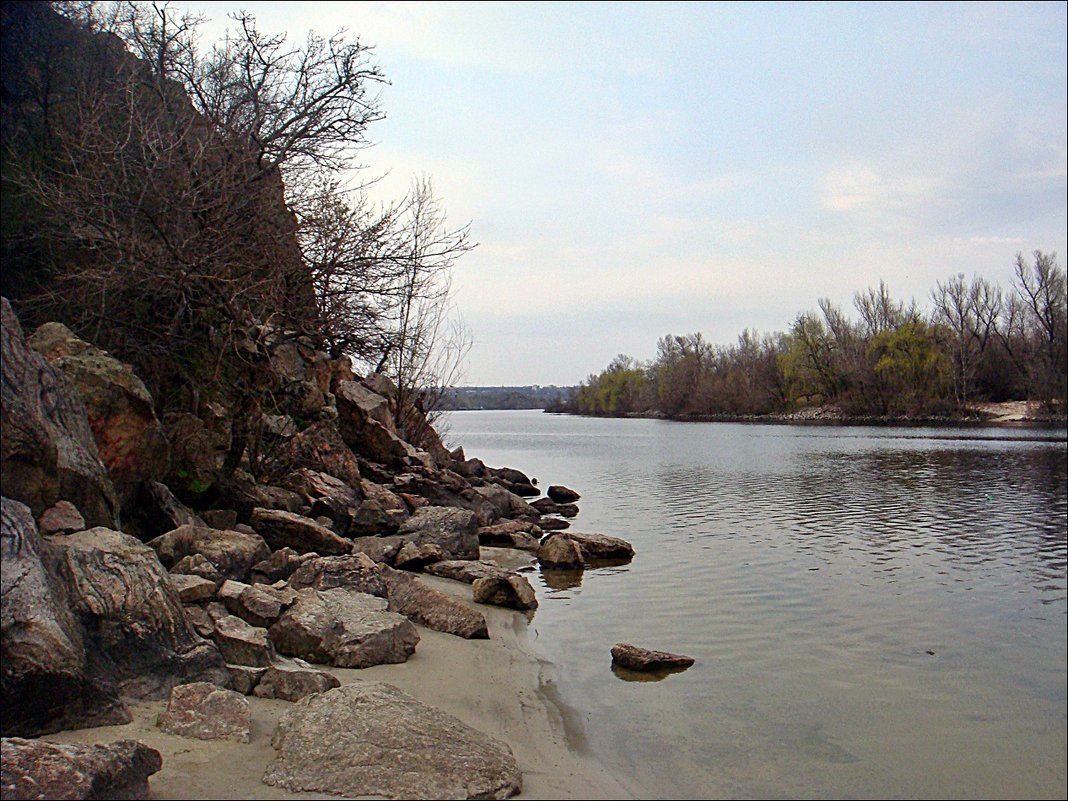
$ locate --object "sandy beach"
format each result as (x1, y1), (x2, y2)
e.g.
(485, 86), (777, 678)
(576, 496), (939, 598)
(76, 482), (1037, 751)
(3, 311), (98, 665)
(41, 549), (638, 800)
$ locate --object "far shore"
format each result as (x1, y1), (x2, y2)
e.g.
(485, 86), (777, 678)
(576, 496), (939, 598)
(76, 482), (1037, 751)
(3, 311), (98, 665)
(42, 548), (643, 801)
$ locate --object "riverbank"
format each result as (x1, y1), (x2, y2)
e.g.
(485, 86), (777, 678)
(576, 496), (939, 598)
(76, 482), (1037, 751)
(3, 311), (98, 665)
(548, 400), (1067, 427)
(41, 549), (637, 800)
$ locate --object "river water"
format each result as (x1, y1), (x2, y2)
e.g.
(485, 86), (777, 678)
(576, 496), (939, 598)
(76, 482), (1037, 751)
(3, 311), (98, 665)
(443, 410), (1067, 800)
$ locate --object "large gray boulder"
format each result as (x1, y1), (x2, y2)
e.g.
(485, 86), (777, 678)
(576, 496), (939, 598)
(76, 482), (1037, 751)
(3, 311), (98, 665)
(148, 523), (271, 582)
(566, 532), (635, 562)
(1, 497), (128, 736)
(396, 507), (480, 561)
(472, 576), (538, 612)
(250, 508), (352, 556)
(269, 588), (419, 668)
(1, 298), (119, 529)
(335, 380), (420, 466)
(263, 681), (522, 799)
(46, 526), (230, 698)
(272, 421), (362, 488)
(1, 737), (162, 800)
(381, 566), (489, 640)
(251, 657), (340, 702)
(27, 322), (171, 526)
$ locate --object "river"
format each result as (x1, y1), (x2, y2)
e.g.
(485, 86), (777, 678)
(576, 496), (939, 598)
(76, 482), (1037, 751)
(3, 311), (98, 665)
(443, 410), (1067, 800)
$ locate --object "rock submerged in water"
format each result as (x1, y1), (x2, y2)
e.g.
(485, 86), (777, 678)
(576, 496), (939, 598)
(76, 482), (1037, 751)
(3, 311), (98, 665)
(263, 681), (522, 800)
(610, 643), (695, 672)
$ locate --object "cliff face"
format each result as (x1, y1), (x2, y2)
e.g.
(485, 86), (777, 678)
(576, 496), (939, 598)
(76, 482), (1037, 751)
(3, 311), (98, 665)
(1, 1), (316, 404)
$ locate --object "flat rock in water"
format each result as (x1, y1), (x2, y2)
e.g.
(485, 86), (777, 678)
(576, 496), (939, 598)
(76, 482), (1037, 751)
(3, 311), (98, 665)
(156, 681), (251, 742)
(537, 533), (584, 570)
(546, 485), (581, 503)
(610, 643), (695, 672)
(566, 532), (635, 562)
(263, 681), (522, 800)
(1, 736), (161, 800)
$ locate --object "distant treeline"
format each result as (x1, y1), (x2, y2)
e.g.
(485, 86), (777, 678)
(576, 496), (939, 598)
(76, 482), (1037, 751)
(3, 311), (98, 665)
(439, 385), (576, 411)
(560, 252), (1067, 419)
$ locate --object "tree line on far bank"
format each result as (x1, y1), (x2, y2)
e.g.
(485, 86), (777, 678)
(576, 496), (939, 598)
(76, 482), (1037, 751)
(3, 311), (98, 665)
(557, 252), (1067, 419)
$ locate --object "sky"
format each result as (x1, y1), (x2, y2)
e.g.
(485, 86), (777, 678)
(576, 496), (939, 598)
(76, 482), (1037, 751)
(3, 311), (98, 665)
(170, 1), (1067, 386)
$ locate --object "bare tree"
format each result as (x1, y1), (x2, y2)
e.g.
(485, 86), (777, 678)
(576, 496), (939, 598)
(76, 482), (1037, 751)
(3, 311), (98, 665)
(931, 273), (1002, 408)
(1010, 251), (1067, 406)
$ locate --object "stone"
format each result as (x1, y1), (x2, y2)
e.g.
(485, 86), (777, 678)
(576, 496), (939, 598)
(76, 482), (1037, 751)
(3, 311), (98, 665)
(424, 559), (513, 585)
(470, 485), (539, 523)
(227, 664), (267, 695)
(252, 657), (340, 702)
(161, 411), (227, 506)
(537, 533), (584, 570)
(566, 532), (635, 562)
(1, 497), (128, 736)
(381, 566), (489, 640)
(477, 521), (542, 552)
(183, 605), (215, 638)
(211, 614), (274, 667)
(1, 298), (119, 528)
(349, 535), (404, 565)
(148, 524), (270, 582)
(272, 421), (362, 488)
(349, 498), (407, 536)
(250, 546), (309, 584)
(394, 541), (449, 570)
(156, 681), (251, 742)
(217, 470), (303, 523)
(219, 580), (289, 628)
(546, 485), (581, 503)
(269, 588), (419, 668)
(1, 737), (162, 800)
(536, 516), (571, 531)
(396, 506), (480, 561)
(485, 465), (538, 497)
(169, 573), (216, 603)
(610, 643), (695, 672)
(45, 526), (230, 699)
(27, 321), (170, 523)
(37, 500), (86, 535)
(288, 553), (387, 597)
(263, 681), (522, 800)
(250, 508), (352, 556)
(531, 498), (579, 518)
(281, 468), (362, 534)
(200, 509), (238, 530)
(170, 553), (223, 584)
(335, 380), (419, 466)
(472, 575), (538, 611)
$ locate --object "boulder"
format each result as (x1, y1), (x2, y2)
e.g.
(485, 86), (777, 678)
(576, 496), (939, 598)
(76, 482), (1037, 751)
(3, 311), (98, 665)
(396, 507), (480, 561)
(546, 485), (581, 503)
(148, 524), (270, 582)
(161, 411), (227, 506)
(566, 532), (635, 563)
(424, 559), (514, 585)
(335, 380), (419, 466)
(531, 498), (579, 518)
(219, 580), (295, 628)
(263, 681), (522, 800)
(272, 421), (362, 488)
(1, 298), (119, 528)
(477, 521), (542, 552)
(252, 657), (340, 702)
(227, 664), (268, 695)
(1, 497), (128, 736)
(269, 588), (419, 668)
(217, 470), (303, 523)
(250, 508), (352, 556)
(169, 574), (216, 603)
(281, 468), (361, 534)
(536, 516), (571, 531)
(470, 485), (539, 523)
(610, 643), (695, 672)
(37, 500), (86, 536)
(250, 546), (310, 584)
(349, 535), (404, 565)
(394, 541), (449, 570)
(484, 465), (538, 497)
(471, 576), (538, 611)
(200, 508), (238, 531)
(288, 553), (387, 597)
(156, 681), (251, 742)
(211, 615), (274, 668)
(27, 321), (170, 522)
(45, 526), (230, 698)
(170, 553), (223, 585)
(349, 497), (408, 537)
(1, 737), (162, 800)
(537, 534), (584, 570)
(381, 566), (489, 640)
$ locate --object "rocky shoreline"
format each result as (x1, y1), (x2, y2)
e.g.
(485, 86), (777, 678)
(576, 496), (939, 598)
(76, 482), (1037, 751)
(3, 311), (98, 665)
(1, 297), (637, 800)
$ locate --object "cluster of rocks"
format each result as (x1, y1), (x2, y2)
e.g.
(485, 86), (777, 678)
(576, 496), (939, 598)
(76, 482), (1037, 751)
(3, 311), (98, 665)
(1, 297), (638, 799)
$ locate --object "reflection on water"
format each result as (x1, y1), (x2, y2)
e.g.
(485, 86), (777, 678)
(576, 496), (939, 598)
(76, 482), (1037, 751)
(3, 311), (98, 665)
(446, 412), (1067, 799)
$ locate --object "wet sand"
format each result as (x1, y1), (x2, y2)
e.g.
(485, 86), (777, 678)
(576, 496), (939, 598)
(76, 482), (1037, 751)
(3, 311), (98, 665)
(43, 550), (638, 800)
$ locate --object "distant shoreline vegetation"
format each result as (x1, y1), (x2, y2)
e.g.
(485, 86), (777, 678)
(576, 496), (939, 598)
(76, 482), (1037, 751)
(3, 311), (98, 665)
(553, 254), (1067, 423)
(438, 385), (577, 411)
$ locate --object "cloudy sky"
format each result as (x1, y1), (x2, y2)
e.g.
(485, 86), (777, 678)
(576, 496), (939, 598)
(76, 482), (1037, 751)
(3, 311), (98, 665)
(173, 1), (1066, 386)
